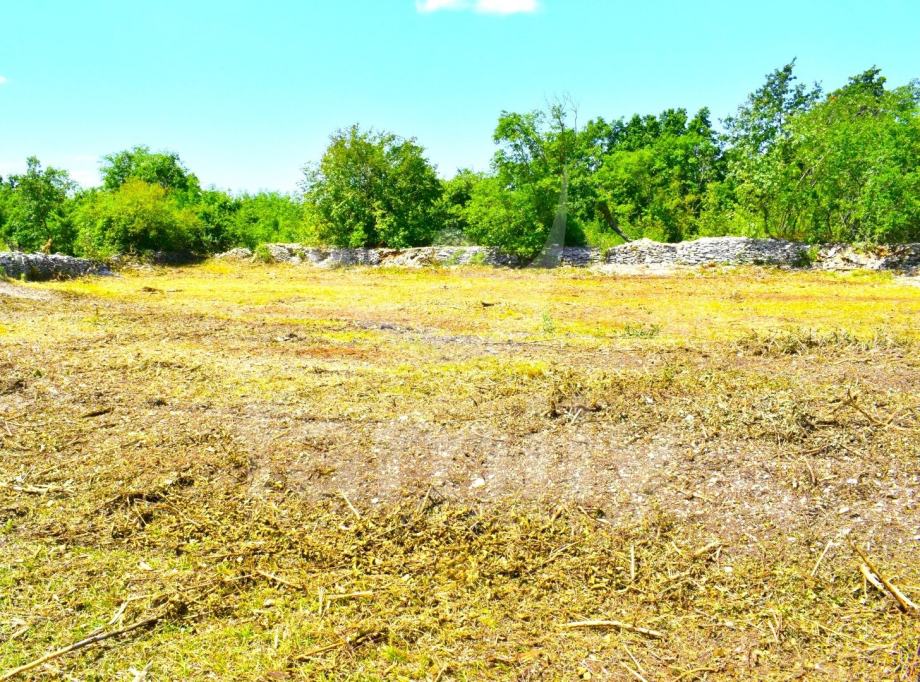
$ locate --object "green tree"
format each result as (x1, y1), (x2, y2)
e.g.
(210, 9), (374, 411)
(435, 169), (484, 244)
(589, 108), (724, 242)
(302, 126), (442, 248)
(195, 189), (241, 252)
(0, 157), (78, 253)
(101, 146), (201, 199)
(756, 70), (920, 242)
(725, 60), (821, 156)
(0, 177), (10, 248)
(465, 175), (549, 256)
(723, 61), (822, 233)
(465, 101), (581, 256)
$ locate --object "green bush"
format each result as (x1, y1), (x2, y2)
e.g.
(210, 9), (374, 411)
(101, 146), (200, 196)
(464, 176), (552, 257)
(252, 243), (274, 263)
(73, 179), (201, 258)
(722, 66), (920, 244)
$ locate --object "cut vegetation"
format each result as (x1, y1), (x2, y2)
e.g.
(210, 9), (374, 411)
(1, 263), (919, 680)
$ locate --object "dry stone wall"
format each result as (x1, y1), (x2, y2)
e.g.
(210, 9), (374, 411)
(220, 238), (920, 273)
(5, 238), (918, 281)
(602, 237), (809, 266)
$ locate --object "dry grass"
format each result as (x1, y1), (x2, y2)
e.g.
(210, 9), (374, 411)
(1, 262), (919, 680)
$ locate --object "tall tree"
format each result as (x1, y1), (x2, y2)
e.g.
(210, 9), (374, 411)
(723, 61), (822, 231)
(0, 157), (77, 253)
(302, 125), (442, 248)
(74, 179), (201, 257)
(229, 193), (309, 248)
(434, 169), (483, 244)
(586, 108), (724, 242)
(465, 100), (582, 257)
(757, 70), (920, 242)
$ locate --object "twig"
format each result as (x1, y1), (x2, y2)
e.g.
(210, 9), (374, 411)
(469, 428), (508, 443)
(850, 541), (919, 614)
(80, 407), (113, 419)
(839, 392), (886, 428)
(338, 491), (362, 519)
(257, 569), (304, 590)
(1, 624), (31, 646)
(295, 640), (340, 659)
(561, 620), (664, 639)
(324, 591), (374, 603)
(673, 666), (719, 680)
(294, 628), (382, 661)
(414, 486), (433, 516)
(811, 540), (834, 578)
(693, 541), (722, 559)
(678, 489), (713, 503)
(766, 618), (780, 644)
(0, 614), (161, 680)
(629, 543), (636, 583)
(576, 506), (611, 525)
(0, 482), (71, 495)
(884, 403), (918, 428)
(801, 458), (817, 486)
(0, 417), (44, 429)
(622, 642), (648, 677)
(107, 601), (129, 627)
(618, 660), (649, 682)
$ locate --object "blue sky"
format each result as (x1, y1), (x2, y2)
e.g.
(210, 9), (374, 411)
(1, 0), (918, 192)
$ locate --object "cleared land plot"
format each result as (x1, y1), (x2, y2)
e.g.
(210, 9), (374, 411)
(1, 263), (919, 680)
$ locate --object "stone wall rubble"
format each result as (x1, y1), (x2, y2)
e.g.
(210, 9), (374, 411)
(0, 252), (111, 281)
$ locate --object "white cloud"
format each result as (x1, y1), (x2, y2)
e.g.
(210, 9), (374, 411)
(0, 76), (8, 86)
(416, 0), (538, 14)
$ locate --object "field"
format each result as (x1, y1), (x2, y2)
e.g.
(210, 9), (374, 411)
(1, 262), (919, 680)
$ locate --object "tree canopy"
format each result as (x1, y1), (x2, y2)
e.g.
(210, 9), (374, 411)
(101, 146), (200, 197)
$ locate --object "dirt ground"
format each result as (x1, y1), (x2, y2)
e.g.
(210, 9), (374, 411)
(1, 262), (919, 680)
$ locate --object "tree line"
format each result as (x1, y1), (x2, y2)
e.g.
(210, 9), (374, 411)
(1, 62), (918, 260)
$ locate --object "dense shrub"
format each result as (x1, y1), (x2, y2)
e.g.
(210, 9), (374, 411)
(764, 74), (920, 242)
(715, 65), (920, 243)
(73, 179), (201, 257)
(464, 175), (552, 256)
(194, 189), (241, 253)
(433, 169), (482, 245)
(229, 193), (311, 248)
